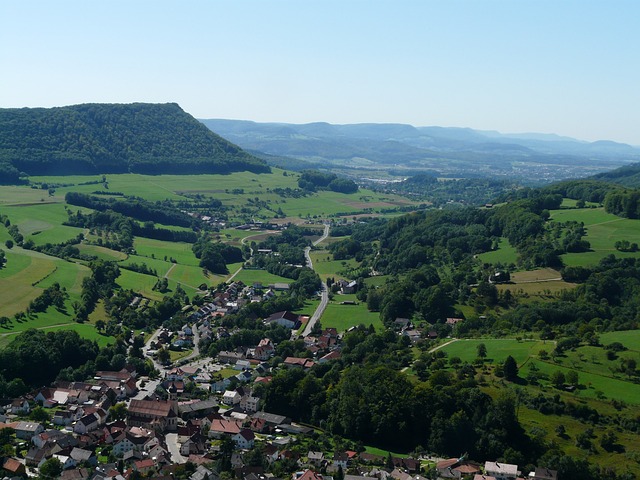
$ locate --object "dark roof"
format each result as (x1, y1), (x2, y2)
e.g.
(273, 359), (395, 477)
(265, 311), (299, 323)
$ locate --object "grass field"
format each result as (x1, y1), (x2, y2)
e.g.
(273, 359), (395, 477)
(494, 268), (576, 296)
(2, 203), (86, 245)
(77, 244), (128, 261)
(477, 237), (518, 265)
(321, 294), (383, 332)
(441, 338), (547, 365)
(309, 250), (359, 281)
(551, 207), (640, 266)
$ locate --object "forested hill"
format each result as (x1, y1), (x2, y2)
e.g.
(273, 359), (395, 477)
(592, 162), (640, 188)
(0, 103), (269, 180)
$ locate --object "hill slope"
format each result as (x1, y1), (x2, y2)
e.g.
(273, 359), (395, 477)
(0, 103), (268, 178)
(592, 162), (640, 187)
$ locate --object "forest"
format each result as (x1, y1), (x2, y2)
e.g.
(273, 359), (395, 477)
(0, 103), (269, 177)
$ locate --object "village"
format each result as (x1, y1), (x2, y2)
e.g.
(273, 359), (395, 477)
(0, 277), (558, 480)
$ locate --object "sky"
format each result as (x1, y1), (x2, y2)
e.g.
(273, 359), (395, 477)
(1, 1), (639, 145)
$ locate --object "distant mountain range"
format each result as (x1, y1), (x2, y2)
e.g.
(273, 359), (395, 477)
(200, 119), (640, 183)
(0, 103), (267, 181)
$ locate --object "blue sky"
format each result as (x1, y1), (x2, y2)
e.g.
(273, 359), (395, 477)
(1, 1), (639, 144)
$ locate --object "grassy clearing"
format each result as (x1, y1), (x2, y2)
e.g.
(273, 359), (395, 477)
(442, 338), (546, 365)
(309, 250), (359, 281)
(40, 323), (116, 348)
(477, 237), (518, 265)
(3, 203), (85, 245)
(169, 348), (194, 362)
(551, 207), (640, 266)
(599, 330), (640, 351)
(77, 244), (127, 261)
(321, 294), (383, 332)
(133, 237), (200, 266)
(0, 249), (57, 317)
(364, 275), (389, 287)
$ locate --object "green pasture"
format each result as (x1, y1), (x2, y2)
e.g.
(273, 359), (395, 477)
(2, 203), (85, 245)
(76, 244), (127, 261)
(0, 248), (57, 317)
(477, 237), (518, 265)
(133, 237), (200, 265)
(231, 268), (292, 286)
(363, 275), (389, 287)
(119, 254), (173, 276)
(551, 208), (640, 266)
(116, 269), (165, 301)
(39, 323), (116, 348)
(166, 263), (225, 291)
(441, 338), (547, 365)
(309, 250), (359, 281)
(599, 330), (640, 351)
(532, 359), (640, 404)
(0, 186), (64, 205)
(321, 294), (383, 332)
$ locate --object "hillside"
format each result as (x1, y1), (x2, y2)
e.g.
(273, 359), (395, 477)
(592, 162), (640, 187)
(0, 103), (268, 179)
(200, 119), (640, 182)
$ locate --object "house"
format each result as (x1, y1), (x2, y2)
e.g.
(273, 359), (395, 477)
(340, 280), (357, 294)
(253, 338), (275, 360)
(127, 399), (179, 432)
(529, 467), (558, 480)
(222, 390), (241, 405)
(251, 411), (289, 427)
(218, 351), (246, 364)
(474, 476), (496, 480)
(233, 428), (255, 449)
(446, 318), (464, 326)
(234, 359), (252, 371)
(293, 470), (324, 480)
(239, 392), (260, 413)
(264, 311), (300, 329)
(308, 451), (324, 466)
(393, 318), (411, 330)
(2, 457), (26, 477)
(70, 447), (98, 466)
(180, 432), (207, 456)
(484, 461), (520, 480)
(319, 350), (341, 363)
(14, 421), (44, 440)
(207, 418), (243, 438)
(74, 413), (101, 434)
(134, 458), (156, 475)
(333, 451), (349, 469)
(53, 453), (77, 470)
(283, 357), (316, 369)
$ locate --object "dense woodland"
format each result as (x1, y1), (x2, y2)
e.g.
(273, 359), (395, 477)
(0, 103), (269, 177)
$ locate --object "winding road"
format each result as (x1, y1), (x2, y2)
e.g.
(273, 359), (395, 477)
(301, 223), (330, 337)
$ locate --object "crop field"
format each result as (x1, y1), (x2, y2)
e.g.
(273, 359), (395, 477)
(321, 294), (383, 332)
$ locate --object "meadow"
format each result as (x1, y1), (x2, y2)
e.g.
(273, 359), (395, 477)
(321, 294), (383, 332)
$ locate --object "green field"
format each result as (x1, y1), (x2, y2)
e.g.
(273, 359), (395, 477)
(551, 207), (640, 266)
(77, 244), (128, 261)
(441, 338), (547, 365)
(320, 294), (383, 332)
(477, 237), (518, 265)
(2, 203), (86, 245)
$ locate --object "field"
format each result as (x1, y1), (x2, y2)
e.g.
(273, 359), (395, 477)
(477, 237), (518, 265)
(493, 268), (576, 297)
(309, 250), (359, 281)
(321, 294), (383, 332)
(551, 207), (640, 266)
(441, 338), (547, 365)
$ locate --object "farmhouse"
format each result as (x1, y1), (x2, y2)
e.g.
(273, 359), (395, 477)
(264, 311), (300, 329)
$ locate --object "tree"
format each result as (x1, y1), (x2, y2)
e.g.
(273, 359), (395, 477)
(30, 406), (51, 424)
(566, 370), (579, 387)
(503, 355), (518, 381)
(109, 402), (129, 421)
(5, 239), (13, 249)
(477, 343), (487, 359)
(39, 457), (63, 479)
(551, 370), (565, 389)
(157, 347), (171, 365)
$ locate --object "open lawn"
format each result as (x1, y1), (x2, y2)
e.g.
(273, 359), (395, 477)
(441, 338), (546, 365)
(364, 275), (389, 287)
(77, 244), (127, 261)
(477, 237), (518, 265)
(309, 250), (359, 281)
(321, 294), (383, 332)
(133, 237), (200, 266)
(40, 323), (116, 348)
(599, 330), (640, 351)
(3, 203), (85, 245)
(551, 207), (640, 266)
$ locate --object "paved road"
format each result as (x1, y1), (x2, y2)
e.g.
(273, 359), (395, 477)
(165, 433), (187, 464)
(180, 324), (200, 363)
(142, 328), (166, 372)
(301, 223), (330, 337)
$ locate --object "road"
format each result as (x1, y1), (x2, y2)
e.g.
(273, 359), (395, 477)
(301, 223), (330, 337)
(165, 433), (187, 464)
